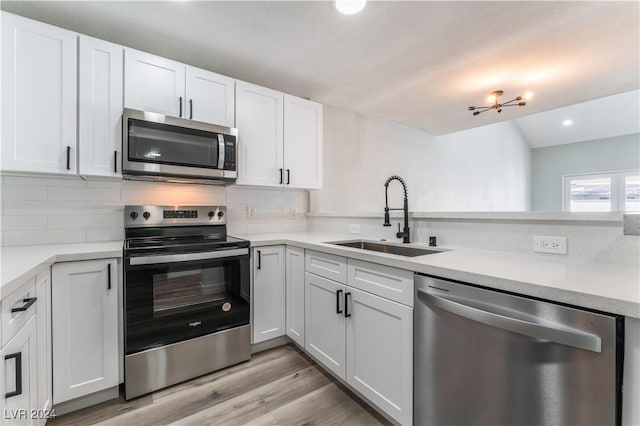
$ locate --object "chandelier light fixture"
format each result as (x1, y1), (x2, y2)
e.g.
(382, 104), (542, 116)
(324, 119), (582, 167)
(468, 90), (529, 115)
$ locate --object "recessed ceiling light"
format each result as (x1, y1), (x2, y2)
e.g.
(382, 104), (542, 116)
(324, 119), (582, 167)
(335, 0), (366, 15)
(562, 119), (573, 126)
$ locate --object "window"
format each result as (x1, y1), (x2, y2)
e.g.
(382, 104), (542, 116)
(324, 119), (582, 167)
(564, 171), (640, 212)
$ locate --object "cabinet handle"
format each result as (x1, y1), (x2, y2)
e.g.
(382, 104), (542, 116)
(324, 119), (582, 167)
(66, 146), (71, 170)
(336, 289), (343, 314)
(279, 168), (283, 185)
(179, 96), (183, 117)
(114, 151), (118, 173)
(11, 297), (37, 313)
(189, 99), (193, 119)
(107, 263), (112, 290)
(345, 292), (352, 318)
(286, 169), (291, 185)
(257, 250), (261, 270)
(4, 352), (22, 398)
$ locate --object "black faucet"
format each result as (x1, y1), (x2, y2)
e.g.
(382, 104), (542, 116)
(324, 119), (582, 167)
(383, 175), (410, 243)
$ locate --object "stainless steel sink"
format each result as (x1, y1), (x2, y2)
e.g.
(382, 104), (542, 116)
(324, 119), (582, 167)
(328, 240), (442, 257)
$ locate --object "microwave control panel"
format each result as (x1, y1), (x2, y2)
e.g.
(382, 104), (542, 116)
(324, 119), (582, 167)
(224, 140), (236, 171)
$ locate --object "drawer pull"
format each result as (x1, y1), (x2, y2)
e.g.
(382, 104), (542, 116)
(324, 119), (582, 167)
(336, 289), (343, 314)
(11, 297), (37, 313)
(4, 352), (22, 398)
(345, 292), (352, 318)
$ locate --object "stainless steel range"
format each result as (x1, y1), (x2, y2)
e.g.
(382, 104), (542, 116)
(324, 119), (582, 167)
(123, 205), (251, 400)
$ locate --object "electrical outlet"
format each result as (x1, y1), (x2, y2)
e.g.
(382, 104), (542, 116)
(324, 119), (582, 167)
(247, 206), (256, 218)
(349, 224), (360, 234)
(289, 208), (297, 217)
(533, 236), (567, 254)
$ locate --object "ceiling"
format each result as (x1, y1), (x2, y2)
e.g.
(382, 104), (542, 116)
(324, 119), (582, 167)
(2, 1), (639, 137)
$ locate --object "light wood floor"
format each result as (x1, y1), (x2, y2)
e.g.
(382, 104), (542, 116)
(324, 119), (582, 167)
(49, 345), (392, 426)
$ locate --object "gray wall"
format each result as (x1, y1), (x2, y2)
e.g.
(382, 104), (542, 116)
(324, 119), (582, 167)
(531, 133), (640, 211)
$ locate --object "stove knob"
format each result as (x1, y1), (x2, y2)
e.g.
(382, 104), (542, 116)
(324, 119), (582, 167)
(143, 211), (150, 220)
(217, 211), (225, 218)
(208, 211), (215, 218)
(130, 211), (138, 220)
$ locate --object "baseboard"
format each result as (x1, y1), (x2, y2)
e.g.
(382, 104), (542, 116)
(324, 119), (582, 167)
(52, 386), (120, 416)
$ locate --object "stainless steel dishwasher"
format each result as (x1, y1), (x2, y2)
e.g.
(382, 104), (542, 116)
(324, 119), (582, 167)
(414, 274), (624, 426)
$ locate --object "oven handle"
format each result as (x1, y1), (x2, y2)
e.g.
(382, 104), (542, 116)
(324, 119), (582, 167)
(129, 248), (249, 266)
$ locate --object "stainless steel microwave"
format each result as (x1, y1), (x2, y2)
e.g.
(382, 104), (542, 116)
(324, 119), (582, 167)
(122, 108), (237, 184)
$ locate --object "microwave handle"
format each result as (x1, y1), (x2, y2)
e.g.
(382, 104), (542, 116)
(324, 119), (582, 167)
(217, 134), (225, 169)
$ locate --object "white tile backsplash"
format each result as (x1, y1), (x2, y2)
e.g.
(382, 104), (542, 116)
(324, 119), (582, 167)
(0, 175), (308, 246)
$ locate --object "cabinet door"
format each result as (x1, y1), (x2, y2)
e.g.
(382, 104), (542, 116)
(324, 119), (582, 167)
(0, 316), (38, 426)
(346, 287), (413, 425)
(283, 95), (323, 189)
(124, 48), (185, 117)
(285, 246), (305, 347)
(304, 272), (346, 380)
(252, 246), (285, 344)
(78, 35), (124, 178)
(235, 81), (284, 187)
(51, 259), (118, 404)
(35, 270), (52, 415)
(185, 65), (235, 127)
(1, 12), (77, 174)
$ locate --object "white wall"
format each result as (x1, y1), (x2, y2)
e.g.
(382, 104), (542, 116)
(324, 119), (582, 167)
(310, 106), (531, 213)
(0, 175), (308, 246)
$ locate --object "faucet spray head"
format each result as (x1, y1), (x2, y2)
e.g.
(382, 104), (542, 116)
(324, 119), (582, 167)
(383, 208), (391, 226)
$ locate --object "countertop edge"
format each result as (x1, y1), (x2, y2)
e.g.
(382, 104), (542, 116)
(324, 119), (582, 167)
(248, 237), (640, 319)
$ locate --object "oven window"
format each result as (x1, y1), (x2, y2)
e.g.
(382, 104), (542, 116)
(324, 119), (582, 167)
(128, 118), (219, 169)
(153, 266), (226, 314)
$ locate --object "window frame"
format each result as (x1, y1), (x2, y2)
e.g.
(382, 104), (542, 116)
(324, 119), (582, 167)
(562, 169), (639, 212)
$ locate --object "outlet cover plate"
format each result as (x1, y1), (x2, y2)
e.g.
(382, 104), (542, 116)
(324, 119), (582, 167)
(534, 236), (567, 254)
(349, 224), (360, 234)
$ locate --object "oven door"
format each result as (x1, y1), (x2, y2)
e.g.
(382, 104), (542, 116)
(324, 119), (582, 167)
(124, 249), (250, 355)
(122, 108), (237, 180)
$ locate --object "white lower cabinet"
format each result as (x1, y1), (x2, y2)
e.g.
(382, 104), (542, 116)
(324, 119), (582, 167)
(1, 317), (38, 426)
(52, 259), (118, 404)
(285, 247), (305, 347)
(304, 272), (347, 379)
(346, 287), (413, 425)
(304, 255), (414, 425)
(252, 246), (286, 344)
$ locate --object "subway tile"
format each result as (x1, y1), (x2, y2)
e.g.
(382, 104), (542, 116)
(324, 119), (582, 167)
(86, 179), (124, 189)
(247, 222), (284, 234)
(2, 200), (86, 216)
(48, 186), (88, 201)
(86, 202), (124, 215)
(3, 229), (86, 246)
(1, 215), (47, 231)
(85, 214), (123, 228)
(121, 188), (154, 204)
(226, 223), (248, 236)
(48, 215), (88, 229)
(0, 184), (47, 200)
(3, 175), (86, 187)
(86, 227), (124, 242)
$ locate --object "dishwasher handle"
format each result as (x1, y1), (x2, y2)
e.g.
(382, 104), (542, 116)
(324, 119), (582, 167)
(417, 289), (602, 353)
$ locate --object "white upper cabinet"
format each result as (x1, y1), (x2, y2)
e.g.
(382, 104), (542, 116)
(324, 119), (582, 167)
(1, 12), (77, 175)
(284, 95), (323, 189)
(236, 81), (285, 187)
(124, 48), (185, 117)
(78, 35), (124, 178)
(236, 83), (323, 189)
(185, 65), (235, 127)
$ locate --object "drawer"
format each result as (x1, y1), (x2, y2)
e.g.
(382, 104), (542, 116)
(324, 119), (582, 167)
(305, 250), (347, 284)
(347, 259), (414, 306)
(2, 277), (38, 347)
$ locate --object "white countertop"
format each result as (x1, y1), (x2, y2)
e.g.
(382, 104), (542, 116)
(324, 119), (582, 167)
(0, 241), (123, 299)
(1, 233), (638, 318)
(241, 232), (640, 318)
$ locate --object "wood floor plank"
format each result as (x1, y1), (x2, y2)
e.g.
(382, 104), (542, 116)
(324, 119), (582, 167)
(172, 365), (332, 425)
(48, 345), (391, 426)
(248, 382), (386, 426)
(50, 346), (308, 426)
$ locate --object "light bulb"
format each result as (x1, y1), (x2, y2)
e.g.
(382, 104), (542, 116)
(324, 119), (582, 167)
(524, 91), (533, 100)
(335, 0), (366, 15)
(487, 94), (496, 103)
(562, 119), (573, 127)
